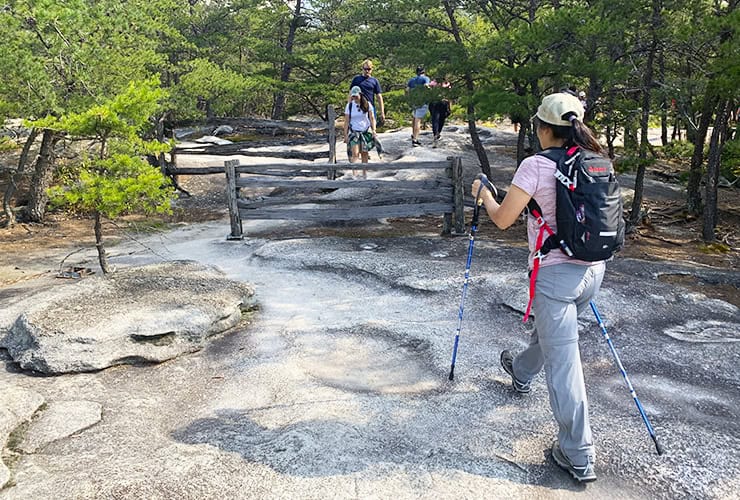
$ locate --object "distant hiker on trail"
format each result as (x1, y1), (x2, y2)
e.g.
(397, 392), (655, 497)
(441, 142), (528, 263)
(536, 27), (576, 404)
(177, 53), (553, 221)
(344, 85), (377, 177)
(428, 76), (451, 148)
(471, 92), (610, 484)
(350, 59), (385, 126)
(407, 66), (430, 147)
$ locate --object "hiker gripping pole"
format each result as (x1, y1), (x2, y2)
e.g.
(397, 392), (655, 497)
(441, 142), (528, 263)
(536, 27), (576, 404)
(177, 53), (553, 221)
(448, 174), (496, 381)
(590, 301), (664, 456)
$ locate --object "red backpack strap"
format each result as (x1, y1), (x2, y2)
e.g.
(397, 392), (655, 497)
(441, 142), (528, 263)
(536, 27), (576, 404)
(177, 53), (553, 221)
(524, 223), (547, 322)
(523, 202), (562, 323)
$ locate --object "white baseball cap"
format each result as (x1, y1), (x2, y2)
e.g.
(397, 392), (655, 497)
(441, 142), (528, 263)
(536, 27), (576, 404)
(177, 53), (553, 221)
(350, 86), (362, 97)
(536, 92), (584, 126)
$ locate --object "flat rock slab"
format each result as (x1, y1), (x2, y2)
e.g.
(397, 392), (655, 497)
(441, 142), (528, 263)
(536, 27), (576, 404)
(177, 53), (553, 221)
(18, 400), (102, 454)
(0, 385), (45, 489)
(0, 261), (255, 374)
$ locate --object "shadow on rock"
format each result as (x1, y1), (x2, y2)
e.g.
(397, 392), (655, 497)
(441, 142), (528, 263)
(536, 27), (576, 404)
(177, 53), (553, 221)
(172, 408), (580, 493)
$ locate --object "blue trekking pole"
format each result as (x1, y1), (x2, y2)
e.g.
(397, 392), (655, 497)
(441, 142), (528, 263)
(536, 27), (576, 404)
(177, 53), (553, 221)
(590, 301), (664, 455)
(448, 174), (496, 381)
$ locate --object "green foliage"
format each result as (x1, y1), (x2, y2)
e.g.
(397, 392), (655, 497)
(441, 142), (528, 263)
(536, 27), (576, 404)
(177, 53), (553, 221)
(699, 242), (731, 254)
(721, 138), (740, 182)
(44, 78), (175, 220)
(0, 136), (18, 152)
(49, 155), (174, 219)
(614, 155), (656, 174)
(406, 86), (430, 109)
(659, 140), (694, 161)
(170, 59), (257, 119)
(0, 0), (180, 118)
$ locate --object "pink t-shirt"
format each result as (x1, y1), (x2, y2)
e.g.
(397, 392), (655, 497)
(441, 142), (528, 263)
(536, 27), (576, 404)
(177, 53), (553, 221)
(511, 154), (594, 270)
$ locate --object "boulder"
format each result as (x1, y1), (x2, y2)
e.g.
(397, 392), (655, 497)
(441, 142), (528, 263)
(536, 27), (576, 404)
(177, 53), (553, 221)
(194, 135), (233, 145)
(211, 125), (234, 136)
(0, 261), (255, 374)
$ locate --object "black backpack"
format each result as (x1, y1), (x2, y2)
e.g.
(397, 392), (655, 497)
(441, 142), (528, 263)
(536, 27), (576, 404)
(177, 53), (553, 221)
(528, 146), (625, 262)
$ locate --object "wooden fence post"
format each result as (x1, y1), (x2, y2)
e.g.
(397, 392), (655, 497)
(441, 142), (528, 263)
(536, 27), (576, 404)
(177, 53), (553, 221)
(452, 156), (465, 234)
(327, 105), (337, 180)
(443, 158), (453, 235)
(225, 159), (243, 240)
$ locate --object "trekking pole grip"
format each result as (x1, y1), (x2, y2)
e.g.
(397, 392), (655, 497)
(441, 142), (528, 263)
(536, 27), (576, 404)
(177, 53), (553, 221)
(477, 173), (498, 199)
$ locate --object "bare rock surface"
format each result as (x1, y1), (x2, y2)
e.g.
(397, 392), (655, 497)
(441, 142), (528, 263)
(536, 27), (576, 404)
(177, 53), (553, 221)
(0, 386), (45, 489)
(17, 400), (102, 454)
(0, 125), (738, 499)
(0, 261), (255, 374)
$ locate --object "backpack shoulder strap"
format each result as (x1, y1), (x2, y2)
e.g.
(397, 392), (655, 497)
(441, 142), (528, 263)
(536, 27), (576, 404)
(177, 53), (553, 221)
(529, 147), (567, 214)
(536, 147), (567, 163)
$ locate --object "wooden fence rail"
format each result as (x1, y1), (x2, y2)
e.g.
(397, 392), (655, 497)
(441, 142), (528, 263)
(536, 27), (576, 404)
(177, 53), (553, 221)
(225, 156), (465, 239)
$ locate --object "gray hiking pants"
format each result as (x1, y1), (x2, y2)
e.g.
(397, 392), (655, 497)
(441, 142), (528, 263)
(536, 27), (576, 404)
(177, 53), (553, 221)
(513, 261), (605, 466)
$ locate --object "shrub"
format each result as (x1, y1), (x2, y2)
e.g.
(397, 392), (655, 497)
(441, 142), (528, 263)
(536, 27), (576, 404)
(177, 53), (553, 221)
(614, 155), (655, 173)
(660, 140), (694, 160)
(721, 138), (739, 182)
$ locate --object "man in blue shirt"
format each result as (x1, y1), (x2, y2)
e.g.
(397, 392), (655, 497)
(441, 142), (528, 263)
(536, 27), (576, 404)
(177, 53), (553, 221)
(407, 66), (430, 146)
(350, 59), (385, 126)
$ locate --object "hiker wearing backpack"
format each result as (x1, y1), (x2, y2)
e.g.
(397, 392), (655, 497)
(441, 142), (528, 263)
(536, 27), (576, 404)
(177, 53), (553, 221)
(471, 92), (624, 484)
(344, 85), (377, 177)
(407, 66), (431, 147)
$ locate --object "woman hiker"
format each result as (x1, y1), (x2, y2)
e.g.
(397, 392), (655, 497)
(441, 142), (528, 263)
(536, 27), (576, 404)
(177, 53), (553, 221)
(343, 85), (377, 178)
(471, 92), (606, 484)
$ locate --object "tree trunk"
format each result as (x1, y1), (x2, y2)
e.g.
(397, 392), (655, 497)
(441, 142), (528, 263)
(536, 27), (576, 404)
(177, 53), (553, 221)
(606, 122), (616, 159)
(671, 117), (681, 141)
(28, 129), (59, 223)
(516, 126), (528, 165)
(623, 121), (638, 151)
(659, 51), (668, 146)
(702, 100), (731, 241)
(687, 93), (717, 215)
(271, 0), (302, 120)
(442, 0), (491, 177)
(94, 211), (111, 274)
(627, 0), (661, 231)
(3, 128), (39, 227)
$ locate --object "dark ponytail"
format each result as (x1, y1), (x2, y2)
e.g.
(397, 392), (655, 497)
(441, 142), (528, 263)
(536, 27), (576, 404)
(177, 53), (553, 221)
(359, 94), (370, 114)
(536, 112), (603, 154)
(561, 111), (603, 153)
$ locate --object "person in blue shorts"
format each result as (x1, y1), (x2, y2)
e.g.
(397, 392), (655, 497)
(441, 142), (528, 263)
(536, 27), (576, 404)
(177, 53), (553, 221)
(407, 66), (430, 146)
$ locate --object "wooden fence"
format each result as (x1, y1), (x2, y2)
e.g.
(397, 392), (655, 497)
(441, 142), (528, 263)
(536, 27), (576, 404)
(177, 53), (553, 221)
(225, 157), (465, 240)
(166, 106), (466, 239)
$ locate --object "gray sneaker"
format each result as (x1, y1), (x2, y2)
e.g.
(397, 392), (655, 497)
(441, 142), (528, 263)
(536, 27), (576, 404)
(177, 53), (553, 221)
(551, 442), (597, 483)
(500, 350), (531, 394)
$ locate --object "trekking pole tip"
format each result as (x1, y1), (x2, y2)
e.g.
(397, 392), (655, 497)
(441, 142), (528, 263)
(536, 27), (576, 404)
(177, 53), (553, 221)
(448, 367), (455, 381)
(653, 437), (665, 455)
